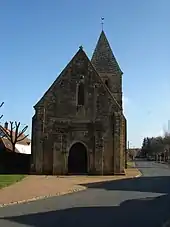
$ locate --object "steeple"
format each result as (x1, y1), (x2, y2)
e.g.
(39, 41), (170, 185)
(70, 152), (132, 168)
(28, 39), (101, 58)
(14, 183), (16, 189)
(91, 30), (122, 75)
(91, 30), (123, 107)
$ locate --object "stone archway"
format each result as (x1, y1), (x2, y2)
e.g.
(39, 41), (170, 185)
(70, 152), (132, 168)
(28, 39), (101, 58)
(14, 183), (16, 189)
(68, 142), (88, 174)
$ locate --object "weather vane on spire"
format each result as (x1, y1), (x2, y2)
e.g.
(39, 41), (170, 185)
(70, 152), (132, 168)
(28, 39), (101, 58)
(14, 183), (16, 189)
(101, 17), (104, 30)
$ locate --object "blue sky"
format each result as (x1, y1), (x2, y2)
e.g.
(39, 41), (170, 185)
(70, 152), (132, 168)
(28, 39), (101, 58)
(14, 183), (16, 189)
(0, 0), (170, 147)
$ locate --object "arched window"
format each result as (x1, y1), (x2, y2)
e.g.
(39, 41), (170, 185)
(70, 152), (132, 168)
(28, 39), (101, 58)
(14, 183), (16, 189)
(77, 82), (84, 105)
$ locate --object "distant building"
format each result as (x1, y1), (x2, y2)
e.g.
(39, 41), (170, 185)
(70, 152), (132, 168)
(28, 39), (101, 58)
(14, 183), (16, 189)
(0, 122), (31, 154)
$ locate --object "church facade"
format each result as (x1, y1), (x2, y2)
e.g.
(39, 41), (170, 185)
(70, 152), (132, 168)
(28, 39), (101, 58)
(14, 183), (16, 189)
(31, 30), (127, 175)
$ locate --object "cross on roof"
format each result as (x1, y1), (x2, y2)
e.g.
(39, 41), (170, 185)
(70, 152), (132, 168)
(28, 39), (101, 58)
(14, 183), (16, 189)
(101, 17), (104, 30)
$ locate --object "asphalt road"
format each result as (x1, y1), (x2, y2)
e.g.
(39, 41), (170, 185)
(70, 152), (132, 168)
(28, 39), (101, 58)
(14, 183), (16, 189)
(0, 161), (170, 227)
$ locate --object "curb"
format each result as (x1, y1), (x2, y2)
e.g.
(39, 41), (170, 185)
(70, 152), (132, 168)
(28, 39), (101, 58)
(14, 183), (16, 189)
(127, 172), (142, 179)
(0, 171), (142, 208)
(0, 186), (87, 208)
(125, 168), (142, 179)
(135, 172), (142, 178)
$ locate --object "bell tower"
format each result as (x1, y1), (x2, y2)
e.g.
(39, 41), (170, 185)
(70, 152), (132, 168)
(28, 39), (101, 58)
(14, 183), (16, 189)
(91, 30), (123, 107)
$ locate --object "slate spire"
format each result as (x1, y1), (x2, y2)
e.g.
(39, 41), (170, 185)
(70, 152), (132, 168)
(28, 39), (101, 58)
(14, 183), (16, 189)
(91, 30), (122, 75)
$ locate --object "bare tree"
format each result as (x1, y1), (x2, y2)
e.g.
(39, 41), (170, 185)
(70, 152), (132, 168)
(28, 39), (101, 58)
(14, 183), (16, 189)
(0, 121), (29, 152)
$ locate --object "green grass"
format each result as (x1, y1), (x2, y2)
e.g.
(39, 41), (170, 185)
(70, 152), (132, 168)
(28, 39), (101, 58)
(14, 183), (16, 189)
(0, 174), (26, 189)
(127, 161), (135, 168)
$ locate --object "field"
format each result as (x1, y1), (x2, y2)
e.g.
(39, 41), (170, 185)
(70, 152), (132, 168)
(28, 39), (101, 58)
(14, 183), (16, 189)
(0, 175), (26, 189)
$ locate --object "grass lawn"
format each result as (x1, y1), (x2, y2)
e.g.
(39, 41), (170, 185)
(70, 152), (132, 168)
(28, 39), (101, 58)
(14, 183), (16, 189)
(0, 175), (26, 189)
(127, 161), (135, 168)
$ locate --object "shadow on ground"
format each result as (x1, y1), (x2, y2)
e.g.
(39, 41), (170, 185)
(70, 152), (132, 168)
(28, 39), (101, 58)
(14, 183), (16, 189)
(1, 175), (170, 227)
(80, 175), (170, 194)
(1, 195), (170, 227)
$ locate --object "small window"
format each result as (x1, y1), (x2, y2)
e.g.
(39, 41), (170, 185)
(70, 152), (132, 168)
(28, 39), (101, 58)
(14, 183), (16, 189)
(105, 80), (109, 87)
(77, 83), (84, 105)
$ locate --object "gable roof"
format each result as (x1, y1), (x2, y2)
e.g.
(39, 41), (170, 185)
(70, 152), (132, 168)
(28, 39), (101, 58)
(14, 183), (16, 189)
(91, 30), (123, 75)
(35, 47), (122, 111)
(34, 48), (83, 108)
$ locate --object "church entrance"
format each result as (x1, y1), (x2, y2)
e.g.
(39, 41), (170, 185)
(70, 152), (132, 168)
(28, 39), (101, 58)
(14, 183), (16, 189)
(68, 142), (88, 174)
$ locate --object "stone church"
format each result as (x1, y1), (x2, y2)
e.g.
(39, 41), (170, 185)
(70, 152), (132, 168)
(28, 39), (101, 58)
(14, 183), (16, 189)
(31, 30), (127, 175)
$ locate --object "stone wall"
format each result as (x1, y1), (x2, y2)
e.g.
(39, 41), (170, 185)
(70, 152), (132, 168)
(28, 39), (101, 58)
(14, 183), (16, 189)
(122, 115), (127, 169)
(99, 72), (122, 107)
(112, 111), (127, 174)
(120, 114), (127, 173)
(31, 49), (125, 175)
(35, 120), (114, 175)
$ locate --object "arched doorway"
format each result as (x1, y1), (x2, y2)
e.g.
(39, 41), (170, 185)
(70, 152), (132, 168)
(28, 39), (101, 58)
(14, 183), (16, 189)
(68, 142), (88, 174)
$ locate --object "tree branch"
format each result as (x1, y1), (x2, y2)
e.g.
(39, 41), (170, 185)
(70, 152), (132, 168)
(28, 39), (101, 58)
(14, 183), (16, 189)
(0, 102), (4, 120)
(9, 121), (15, 143)
(0, 125), (11, 141)
(0, 121), (29, 152)
(17, 134), (29, 142)
(17, 125), (28, 139)
(0, 102), (4, 108)
(14, 121), (20, 143)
